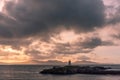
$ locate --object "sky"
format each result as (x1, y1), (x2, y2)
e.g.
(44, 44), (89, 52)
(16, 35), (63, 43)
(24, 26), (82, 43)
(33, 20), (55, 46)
(0, 0), (120, 64)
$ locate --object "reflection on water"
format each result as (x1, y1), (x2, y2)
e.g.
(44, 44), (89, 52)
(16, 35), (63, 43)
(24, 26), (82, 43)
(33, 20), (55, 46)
(0, 65), (120, 80)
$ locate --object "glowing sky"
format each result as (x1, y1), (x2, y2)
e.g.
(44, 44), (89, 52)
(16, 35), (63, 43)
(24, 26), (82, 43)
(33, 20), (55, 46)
(0, 0), (120, 64)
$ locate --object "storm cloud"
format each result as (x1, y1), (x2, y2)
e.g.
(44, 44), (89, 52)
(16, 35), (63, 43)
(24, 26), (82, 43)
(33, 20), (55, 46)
(0, 0), (105, 38)
(1, 0), (119, 64)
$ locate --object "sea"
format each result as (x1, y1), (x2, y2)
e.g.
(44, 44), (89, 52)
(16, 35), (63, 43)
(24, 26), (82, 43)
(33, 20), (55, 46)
(0, 65), (120, 80)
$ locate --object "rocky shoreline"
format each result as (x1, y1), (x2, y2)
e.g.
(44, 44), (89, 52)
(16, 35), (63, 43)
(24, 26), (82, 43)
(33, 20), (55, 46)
(40, 65), (120, 75)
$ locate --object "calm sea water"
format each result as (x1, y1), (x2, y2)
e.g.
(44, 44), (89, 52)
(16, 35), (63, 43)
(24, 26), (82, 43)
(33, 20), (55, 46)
(0, 65), (120, 80)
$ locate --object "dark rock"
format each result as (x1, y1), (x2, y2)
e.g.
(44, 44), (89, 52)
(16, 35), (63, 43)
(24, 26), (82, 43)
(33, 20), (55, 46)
(40, 66), (120, 75)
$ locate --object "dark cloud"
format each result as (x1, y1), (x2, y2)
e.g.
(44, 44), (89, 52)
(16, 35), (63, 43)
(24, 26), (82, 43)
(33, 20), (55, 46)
(49, 37), (114, 54)
(0, 39), (32, 50)
(0, 0), (105, 38)
(106, 1), (120, 25)
(52, 42), (92, 54)
(112, 33), (120, 39)
(108, 11), (120, 24)
(0, 37), (113, 62)
(0, 26), (13, 38)
(81, 37), (114, 49)
(25, 49), (56, 60)
(0, 14), (13, 38)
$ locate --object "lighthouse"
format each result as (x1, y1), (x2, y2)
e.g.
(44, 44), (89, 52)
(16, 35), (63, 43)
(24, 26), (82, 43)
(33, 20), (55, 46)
(68, 60), (71, 66)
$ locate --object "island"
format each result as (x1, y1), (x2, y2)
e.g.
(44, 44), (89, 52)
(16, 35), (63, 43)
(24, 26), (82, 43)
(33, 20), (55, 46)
(40, 60), (120, 75)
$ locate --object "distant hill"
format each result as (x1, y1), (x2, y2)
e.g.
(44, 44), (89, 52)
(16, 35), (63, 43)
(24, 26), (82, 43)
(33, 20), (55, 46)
(73, 60), (98, 65)
(30, 60), (98, 65)
(32, 60), (67, 65)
